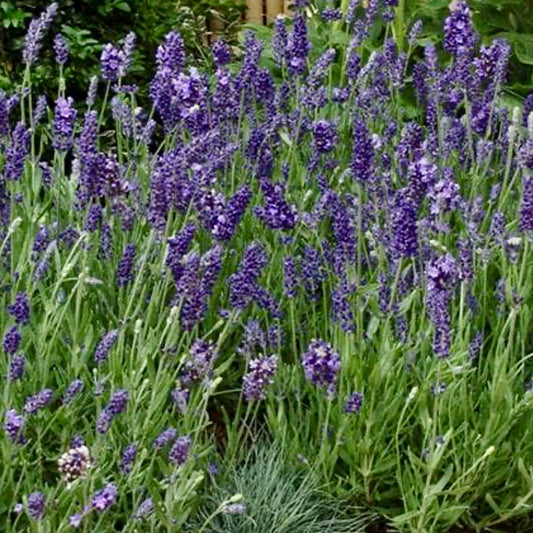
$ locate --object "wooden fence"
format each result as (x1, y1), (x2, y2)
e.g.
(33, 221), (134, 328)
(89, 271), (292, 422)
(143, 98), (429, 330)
(244, 0), (293, 25)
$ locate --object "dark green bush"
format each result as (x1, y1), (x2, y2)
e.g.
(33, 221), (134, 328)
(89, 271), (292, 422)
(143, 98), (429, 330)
(0, 0), (244, 97)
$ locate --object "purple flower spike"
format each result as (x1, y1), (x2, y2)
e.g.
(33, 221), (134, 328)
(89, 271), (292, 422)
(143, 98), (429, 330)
(52, 97), (77, 151)
(54, 34), (69, 66)
(301, 339), (341, 395)
(120, 31), (136, 77)
(344, 392), (363, 414)
(7, 292), (30, 325)
(96, 389), (128, 434)
(24, 388), (53, 415)
(27, 492), (46, 520)
(168, 435), (192, 466)
(94, 330), (118, 364)
(154, 427), (178, 450)
(225, 503), (247, 515)
(120, 443), (137, 474)
(4, 122), (30, 181)
(134, 497), (154, 519)
(156, 31), (186, 73)
(351, 118), (374, 183)
(390, 192), (419, 258)
(443, 0), (477, 56)
(254, 182), (297, 231)
(4, 409), (26, 444)
(33, 95), (47, 125)
(100, 44), (124, 82)
(229, 242), (268, 310)
(3, 326), (21, 355)
(63, 379), (84, 405)
(92, 483), (118, 512)
(180, 339), (218, 386)
(287, 13), (310, 75)
(23, 3), (58, 65)
(312, 120), (338, 153)
(212, 40), (231, 66)
(116, 244), (136, 287)
(243, 354), (278, 401)
(426, 253), (459, 358)
(520, 175), (533, 232)
(69, 513), (83, 528)
(9, 354), (26, 381)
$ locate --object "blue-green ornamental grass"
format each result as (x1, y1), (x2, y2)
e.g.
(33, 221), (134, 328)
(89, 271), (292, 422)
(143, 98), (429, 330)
(1, 0), (533, 531)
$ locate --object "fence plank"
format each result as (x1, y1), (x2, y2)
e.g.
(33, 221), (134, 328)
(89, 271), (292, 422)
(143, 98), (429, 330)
(246, 0), (264, 24)
(266, 0), (284, 22)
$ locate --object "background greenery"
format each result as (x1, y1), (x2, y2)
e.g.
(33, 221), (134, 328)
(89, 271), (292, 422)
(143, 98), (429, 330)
(1, 1), (532, 100)
(0, 0), (245, 97)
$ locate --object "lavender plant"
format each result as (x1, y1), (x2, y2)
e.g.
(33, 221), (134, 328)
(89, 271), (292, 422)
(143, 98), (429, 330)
(1, 1), (533, 532)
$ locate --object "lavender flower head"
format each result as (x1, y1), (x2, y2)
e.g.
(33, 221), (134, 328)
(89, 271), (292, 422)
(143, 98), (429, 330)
(92, 483), (118, 512)
(120, 32), (136, 77)
(519, 139), (533, 172)
(96, 389), (128, 434)
(134, 497), (154, 520)
(520, 176), (533, 232)
(119, 443), (137, 474)
(7, 291), (30, 325)
(58, 444), (92, 483)
(301, 339), (341, 395)
(27, 492), (46, 520)
(116, 243), (136, 287)
(23, 3), (58, 65)
(229, 242), (268, 310)
(312, 120), (338, 153)
(52, 97), (77, 151)
(156, 31), (186, 73)
(33, 95), (48, 125)
(24, 388), (53, 415)
(9, 354), (26, 381)
(4, 409), (26, 444)
(154, 427), (178, 450)
(212, 40), (231, 66)
(63, 379), (84, 404)
(180, 339), (218, 386)
(390, 192), (419, 258)
(94, 330), (118, 364)
(3, 326), (21, 355)
(254, 182), (297, 231)
(443, 0), (477, 56)
(54, 34), (69, 66)
(224, 503), (247, 515)
(100, 44), (124, 82)
(4, 122), (30, 181)
(168, 435), (192, 466)
(242, 354), (278, 401)
(426, 253), (459, 358)
(287, 13), (310, 75)
(344, 392), (363, 414)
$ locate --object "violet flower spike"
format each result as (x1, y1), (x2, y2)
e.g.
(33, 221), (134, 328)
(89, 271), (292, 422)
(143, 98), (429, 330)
(92, 483), (118, 512)
(54, 34), (69, 66)
(94, 330), (118, 364)
(168, 435), (192, 466)
(22, 3), (58, 65)
(27, 492), (46, 520)
(301, 339), (341, 396)
(52, 97), (77, 151)
(4, 409), (26, 444)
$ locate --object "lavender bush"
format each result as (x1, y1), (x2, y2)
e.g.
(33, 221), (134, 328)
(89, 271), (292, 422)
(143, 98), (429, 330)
(1, 1), (533, 531)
